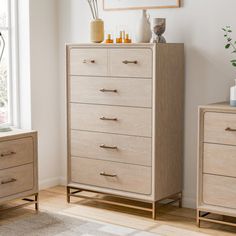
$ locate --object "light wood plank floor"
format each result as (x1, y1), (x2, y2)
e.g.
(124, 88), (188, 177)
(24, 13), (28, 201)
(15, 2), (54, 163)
(1, 186), (236, 236)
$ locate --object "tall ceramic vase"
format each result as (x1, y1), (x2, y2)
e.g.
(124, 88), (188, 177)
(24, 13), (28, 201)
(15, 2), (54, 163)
(135, 10), (152, 43)
(90, 19), (104, 43)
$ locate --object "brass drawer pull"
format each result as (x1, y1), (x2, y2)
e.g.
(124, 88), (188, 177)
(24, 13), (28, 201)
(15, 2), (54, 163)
(83, 59), (95, 64)
(1, 178), (17, 185)
(100, 88), (118, 93)
(100, 172), (117, 178)
(100, 144), (118, 150)
(0, 151), (16, 157)
(100, 117), (118, 121)
(122, 60), (138, 64)
(225, 127), (236, 132)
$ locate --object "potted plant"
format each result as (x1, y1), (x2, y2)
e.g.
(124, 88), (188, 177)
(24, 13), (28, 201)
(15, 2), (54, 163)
(223, 26), (236, 106)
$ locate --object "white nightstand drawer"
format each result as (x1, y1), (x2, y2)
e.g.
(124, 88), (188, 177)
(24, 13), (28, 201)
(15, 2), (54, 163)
(69, 48), (108, 76)
(203, 174), (236, 209)
(0, 164), (34, 198)
(0, 137), (34, 170)
(71, 130), (152, 166)
(70, 76), (152, 108)
(70, 103), (152, 137)
(71, 157), (152, 195)
(110, 49), (152, 78)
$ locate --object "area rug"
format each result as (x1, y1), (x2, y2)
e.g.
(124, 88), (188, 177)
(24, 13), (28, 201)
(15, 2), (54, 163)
(0, 212), (210, 236)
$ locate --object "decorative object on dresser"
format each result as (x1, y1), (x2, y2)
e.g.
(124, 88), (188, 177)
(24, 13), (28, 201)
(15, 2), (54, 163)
(66, 43), (184, 219)
(197, 102), (236, 228)
(222, 26), (236, 106)
(87, 0), (104, 43)
(0, 129), (38, 212)
(103, 0), (181, 11)
(153, 18), (166, 43)
(135, 10), (152, 43)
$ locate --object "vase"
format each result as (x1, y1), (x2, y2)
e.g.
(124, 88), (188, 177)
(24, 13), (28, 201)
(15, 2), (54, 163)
(152, 18), (166, 43)
(230, 79), (236, 107)
(135, 10), (152, 43)
(90, 19), (104, 43)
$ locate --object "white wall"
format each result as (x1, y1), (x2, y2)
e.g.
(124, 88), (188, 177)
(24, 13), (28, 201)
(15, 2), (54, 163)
(27, 0), (61, 189)
(58, 0), (236, 208)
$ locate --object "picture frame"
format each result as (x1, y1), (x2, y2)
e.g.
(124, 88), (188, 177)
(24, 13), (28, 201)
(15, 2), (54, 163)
(103, 0), (181, 11)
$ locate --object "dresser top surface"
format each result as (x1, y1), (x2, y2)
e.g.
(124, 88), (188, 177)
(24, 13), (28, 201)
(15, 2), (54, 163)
(0, 128), (37, 139)
(199, 102), (236, 111)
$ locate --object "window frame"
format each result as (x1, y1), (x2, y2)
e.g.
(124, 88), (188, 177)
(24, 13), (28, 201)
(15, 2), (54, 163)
(0, 0), (19, 127)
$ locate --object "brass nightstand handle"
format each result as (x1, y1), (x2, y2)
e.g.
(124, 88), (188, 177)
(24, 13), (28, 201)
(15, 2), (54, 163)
(0, 151), (16, 157)
(1, 178), (17, 185)
(100, 117), (118, 121)
(83, 59), (95, 64)
(122, 60), (138, 64)
(100, 172), (117, 178)
(100, 144), (118, 150)
(225, 127), (236, 132)
(100, 88), (118, 93)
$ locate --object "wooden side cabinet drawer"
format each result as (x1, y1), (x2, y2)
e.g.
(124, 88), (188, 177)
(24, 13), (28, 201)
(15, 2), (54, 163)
(0, 137), (34, 170)
(69, 48), (108, 76)
(0, 163), (34, 198)
(71, 157), (152, 195)
(110, 49), (153, 78)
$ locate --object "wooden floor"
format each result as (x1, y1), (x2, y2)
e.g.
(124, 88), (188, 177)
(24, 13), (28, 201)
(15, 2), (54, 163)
(1, 186), (236, 236)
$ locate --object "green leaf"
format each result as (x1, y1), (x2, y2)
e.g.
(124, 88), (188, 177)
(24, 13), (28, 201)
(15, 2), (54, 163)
(225, 44), (231, 49)
(228, 38), (232, 42)
(231, 60), (236, 62)
(232, 63), (236, 67)
(228, 30), (232, 32)
(224, 35), (227, 37)
(226, 26), (231, 28)
(222, 28), (226, 31)
(232, 50), (236, 53)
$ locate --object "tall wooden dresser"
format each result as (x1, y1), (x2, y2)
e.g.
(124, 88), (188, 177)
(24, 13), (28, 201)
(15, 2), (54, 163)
(66, 43), (184, 218)
(0, 129), (38, 211)
(198, 103), (236, 227)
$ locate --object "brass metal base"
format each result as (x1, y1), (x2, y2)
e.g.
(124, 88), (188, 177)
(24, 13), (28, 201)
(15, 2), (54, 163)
(67, 186), (182, 219)
(197, 210), (236, 228)
(0, 193), (39, 213)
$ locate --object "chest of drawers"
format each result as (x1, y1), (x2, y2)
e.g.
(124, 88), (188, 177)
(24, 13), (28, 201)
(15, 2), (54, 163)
(197, 103), (236, 227)
(0, 129), (38, 211)
(66, 43), (184, 218)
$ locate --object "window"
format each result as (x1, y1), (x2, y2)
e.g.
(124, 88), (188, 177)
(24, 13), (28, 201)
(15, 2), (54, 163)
(0, 0), (18, 126)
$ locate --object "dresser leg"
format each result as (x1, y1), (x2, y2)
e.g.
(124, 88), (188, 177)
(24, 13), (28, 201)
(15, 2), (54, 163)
(179, 192), (182, 208)
(67, 186), (70, 203)
(35, 193), (39, 211)
(152, 201), (157, 219)
(197, 210), (201, 227)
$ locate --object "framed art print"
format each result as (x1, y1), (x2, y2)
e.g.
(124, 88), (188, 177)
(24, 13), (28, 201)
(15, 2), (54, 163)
(103, 0), (181, 11)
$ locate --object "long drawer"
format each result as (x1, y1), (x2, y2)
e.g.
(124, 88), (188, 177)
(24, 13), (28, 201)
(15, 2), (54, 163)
(70, 103), (152, 137)
(204, 112), (236, 145)
(71, 157), (152, 195)
(70, 76), (152, 108)
(0, 163), (34, 198)
(0, 137), (34, 170)
(71, 130), (152, 166)
(203, 143), (236, 178)
(110, 49), (152, 78)
(69, 48), (108, 76)
(203, 174), (236, 209)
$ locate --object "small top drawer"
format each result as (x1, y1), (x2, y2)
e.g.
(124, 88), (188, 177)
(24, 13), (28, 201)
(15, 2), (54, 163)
(110, 49), (153, 78)
(204, 112), (236, 145)
(69, 48), (108, 76)
(0, 137), (34, 170)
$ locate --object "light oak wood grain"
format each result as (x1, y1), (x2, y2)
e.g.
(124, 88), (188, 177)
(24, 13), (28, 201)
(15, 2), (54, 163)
(204, 112), (236, 146)
(71, 130), (152, 166)
(70, 103), (152, 137)
(71, 157), (152, 195)
(70, 76), (152, 108)
(69, 48), (108, 76)
(0, 137), (33, 170)
(0, 163), (34, 198)
(203, 143), (236, 178)
(110, 48), (152, 78)
(203, 174), (236, 209)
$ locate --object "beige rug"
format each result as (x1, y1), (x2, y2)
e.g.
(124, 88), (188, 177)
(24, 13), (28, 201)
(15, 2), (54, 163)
(0, 211), (209, 236)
